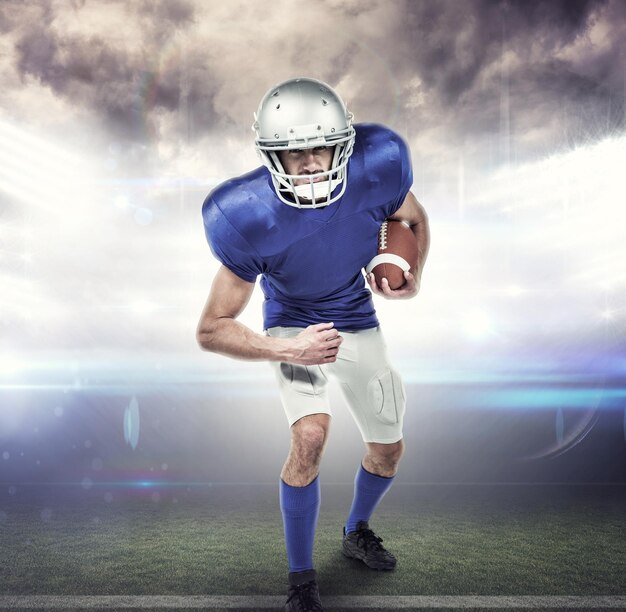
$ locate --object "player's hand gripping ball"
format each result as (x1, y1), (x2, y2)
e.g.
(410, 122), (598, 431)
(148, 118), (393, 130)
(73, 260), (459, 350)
(366, 220), (418, 290)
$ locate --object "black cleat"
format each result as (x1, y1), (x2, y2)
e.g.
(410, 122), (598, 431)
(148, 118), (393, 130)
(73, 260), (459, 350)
(342, 520), (397, 570)
(284, 569), (324, 611)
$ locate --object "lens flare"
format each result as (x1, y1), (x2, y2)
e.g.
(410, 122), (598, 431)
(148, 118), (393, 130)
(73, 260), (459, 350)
(123, 396), (140, 450)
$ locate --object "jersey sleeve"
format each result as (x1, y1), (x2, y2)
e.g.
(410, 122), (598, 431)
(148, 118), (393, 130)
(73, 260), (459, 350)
(385, 132), (413, 218)
(202, 196), (264, 283)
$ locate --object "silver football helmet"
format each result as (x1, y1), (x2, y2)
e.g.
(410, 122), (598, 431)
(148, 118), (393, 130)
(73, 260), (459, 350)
(252, 77), (355, 208)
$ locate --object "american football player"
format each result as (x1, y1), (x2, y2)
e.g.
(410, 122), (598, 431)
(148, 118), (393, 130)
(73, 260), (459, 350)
(197, 77), (430, 611)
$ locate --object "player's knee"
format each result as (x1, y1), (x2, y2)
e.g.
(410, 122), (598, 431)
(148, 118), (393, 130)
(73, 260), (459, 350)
(390, 439), (405, 463)
(368, 439), (405, 471)
(294, 422), (327, 456)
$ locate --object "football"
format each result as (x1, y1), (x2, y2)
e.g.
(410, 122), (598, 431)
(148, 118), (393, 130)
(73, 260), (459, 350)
(366, 220), (418, 290)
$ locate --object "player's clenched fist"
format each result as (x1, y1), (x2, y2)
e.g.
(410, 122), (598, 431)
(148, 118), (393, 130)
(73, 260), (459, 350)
(288, 322), (343, 365)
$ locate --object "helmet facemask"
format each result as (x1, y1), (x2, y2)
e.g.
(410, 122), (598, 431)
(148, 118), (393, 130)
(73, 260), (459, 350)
(263, 139), (354, 208)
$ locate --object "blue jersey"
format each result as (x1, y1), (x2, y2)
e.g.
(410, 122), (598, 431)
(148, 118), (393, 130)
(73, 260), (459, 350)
(202, 123), (413, 331)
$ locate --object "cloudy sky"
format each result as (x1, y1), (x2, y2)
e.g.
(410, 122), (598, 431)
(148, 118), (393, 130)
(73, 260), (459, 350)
(0, 0), (625, 371)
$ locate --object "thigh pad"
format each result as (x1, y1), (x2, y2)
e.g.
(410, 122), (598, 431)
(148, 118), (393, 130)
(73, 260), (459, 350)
(367, 368), (406, 425)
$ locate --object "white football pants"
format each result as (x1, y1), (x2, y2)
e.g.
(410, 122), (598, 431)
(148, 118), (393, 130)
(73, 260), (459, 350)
(265, 326), (405, 443)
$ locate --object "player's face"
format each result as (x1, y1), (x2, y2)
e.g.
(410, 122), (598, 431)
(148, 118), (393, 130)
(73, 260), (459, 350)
(277, 146), (334, 186)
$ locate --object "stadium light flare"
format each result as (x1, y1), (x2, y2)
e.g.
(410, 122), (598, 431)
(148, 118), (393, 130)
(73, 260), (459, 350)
(0, 120), (95, 212)
(0, 354), (26, 377)
(601, 309), (614, 320)
(130, 300), (159, 315)
(463, 310), (493, 339)
(504, 284), (526, 297)
(377, 133), (626, 348)
(113, 195), (130, 209)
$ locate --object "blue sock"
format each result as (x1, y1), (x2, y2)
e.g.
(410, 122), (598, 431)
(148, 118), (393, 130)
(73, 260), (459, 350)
(279, 475), (320, 573)
(345, 464), (394, 534)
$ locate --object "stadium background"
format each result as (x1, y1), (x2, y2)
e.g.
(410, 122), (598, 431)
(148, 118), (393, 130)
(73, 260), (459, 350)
(1, 0), (626, 514)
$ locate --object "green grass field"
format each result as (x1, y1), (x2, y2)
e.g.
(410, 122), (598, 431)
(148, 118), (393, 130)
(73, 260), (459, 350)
(1, 484), (625, 610)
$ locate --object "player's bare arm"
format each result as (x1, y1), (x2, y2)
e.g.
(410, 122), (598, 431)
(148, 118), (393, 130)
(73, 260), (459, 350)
(367, 190), (430, 299)
(196, 265), (343, 365)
